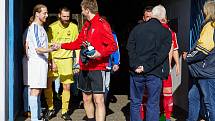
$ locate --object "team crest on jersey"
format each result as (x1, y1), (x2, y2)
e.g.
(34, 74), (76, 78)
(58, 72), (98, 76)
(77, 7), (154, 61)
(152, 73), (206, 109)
(91, 28), (95, 34)
(67, 31), (71, 36)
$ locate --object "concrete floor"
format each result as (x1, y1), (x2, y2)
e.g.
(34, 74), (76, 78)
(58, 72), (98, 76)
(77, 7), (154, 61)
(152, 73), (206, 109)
(16, 95), (130, 121)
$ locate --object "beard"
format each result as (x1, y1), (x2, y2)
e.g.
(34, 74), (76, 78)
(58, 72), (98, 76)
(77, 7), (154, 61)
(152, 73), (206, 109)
(62, 19), (69, 24)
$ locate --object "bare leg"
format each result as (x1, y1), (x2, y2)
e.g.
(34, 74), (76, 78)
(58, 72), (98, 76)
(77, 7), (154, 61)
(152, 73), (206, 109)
(83, 92), (95, 119)
(93, 93), (106, 121)
(29, 88), (41, 121)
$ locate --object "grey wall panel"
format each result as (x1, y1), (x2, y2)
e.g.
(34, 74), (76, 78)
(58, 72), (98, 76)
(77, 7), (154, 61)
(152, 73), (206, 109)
(163, 0), (191, 117)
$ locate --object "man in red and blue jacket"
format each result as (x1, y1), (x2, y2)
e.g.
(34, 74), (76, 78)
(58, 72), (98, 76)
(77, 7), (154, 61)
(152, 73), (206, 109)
(55, 0), (117, 121)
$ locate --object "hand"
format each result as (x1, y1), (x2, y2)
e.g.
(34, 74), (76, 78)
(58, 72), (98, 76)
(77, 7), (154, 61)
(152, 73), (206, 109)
(51, 61), (58, 72)
(51, 43), (61, 51)
(73, 63), (80, 74)
(73, 68), (80, 74)
(112, 65), (119, 72)
(182, 52), (187, 60)
(87, 50), (101, 59)
(135, 66), (144, 73)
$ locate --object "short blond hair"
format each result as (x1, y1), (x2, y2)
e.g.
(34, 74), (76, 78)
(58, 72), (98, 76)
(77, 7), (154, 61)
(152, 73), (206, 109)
(81, 0), (98, 14)
(152, 5), (166, 21)
(204, 1), (215, 22)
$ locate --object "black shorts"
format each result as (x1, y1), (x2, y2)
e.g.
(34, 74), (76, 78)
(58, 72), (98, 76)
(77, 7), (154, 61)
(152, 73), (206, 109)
(78, 70), (105, 93)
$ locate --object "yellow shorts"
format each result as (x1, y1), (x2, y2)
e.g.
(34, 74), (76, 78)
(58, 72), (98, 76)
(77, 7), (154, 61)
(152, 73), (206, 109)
(48, 58), (74, 84)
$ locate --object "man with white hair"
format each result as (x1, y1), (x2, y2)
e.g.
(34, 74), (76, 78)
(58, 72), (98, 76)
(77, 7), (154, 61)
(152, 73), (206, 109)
(127, 5), (172, 121)
(140, 5), (180, 121)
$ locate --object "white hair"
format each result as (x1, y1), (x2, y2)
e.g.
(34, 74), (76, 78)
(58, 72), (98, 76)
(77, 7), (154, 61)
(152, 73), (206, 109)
(152, 5), (166, 21)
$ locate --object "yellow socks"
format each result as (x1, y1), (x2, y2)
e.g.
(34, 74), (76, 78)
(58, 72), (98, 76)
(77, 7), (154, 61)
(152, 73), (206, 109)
(62, 90), (70, 114)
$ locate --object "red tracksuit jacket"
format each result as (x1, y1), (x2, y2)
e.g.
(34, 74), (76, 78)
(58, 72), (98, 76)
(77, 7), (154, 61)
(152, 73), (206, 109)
(61, 14), (117, 70)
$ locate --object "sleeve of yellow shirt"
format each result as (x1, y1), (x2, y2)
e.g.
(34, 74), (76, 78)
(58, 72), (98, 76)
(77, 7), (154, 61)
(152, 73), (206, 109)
(196, 22), (215, 55)
(47, 26), (53, 43)
(47, 26), (53, 60)
(73, 25), (80, 64)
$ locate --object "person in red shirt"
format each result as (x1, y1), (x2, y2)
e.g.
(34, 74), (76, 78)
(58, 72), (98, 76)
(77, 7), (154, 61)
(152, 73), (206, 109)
(53, 0), (117, 121)
(161, 18), (180, 121)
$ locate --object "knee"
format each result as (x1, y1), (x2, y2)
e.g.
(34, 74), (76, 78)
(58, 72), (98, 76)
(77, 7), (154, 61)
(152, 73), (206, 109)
(93, 96), (105, 106)
(30, 89), (40, 96)
(83, 93), (92, 104)
(130, 96), (142, 104)
(63, 84), (70, 91)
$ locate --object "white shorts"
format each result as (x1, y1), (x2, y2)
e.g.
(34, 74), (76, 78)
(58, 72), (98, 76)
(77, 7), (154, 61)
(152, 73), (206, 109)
(28, 59), (48, 88)
(22, 57), (28, 85)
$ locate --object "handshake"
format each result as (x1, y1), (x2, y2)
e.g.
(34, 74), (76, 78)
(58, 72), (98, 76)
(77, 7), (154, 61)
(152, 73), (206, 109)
(50, 43), (61, 51)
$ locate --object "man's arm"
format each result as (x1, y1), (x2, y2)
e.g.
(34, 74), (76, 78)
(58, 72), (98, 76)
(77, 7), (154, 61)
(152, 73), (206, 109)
(112, 33), (120, 65)
(47, 26), (54, 62)
(98, 22), (117, 58)
(33, 24), (55, 54)
(170, 32), (180, 75)
(35, 48), (55, 54)
(168, 45), (174, 68)
(173, 50), (180, 75)
(126, 28), (138, 70)
(47, 27), (53, 43)
(61, 26), (84, 50)
(187, 24), (215, 63)
(72, 24), (80, 64)
(112, 33), (120, 72)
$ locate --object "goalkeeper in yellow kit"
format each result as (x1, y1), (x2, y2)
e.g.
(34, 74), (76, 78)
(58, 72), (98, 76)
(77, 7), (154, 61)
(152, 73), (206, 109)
(44, 7), (79, 121)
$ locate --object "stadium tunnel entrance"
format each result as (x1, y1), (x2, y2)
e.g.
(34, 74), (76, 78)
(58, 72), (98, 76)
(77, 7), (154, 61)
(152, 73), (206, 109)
(4, 0), (196, 120)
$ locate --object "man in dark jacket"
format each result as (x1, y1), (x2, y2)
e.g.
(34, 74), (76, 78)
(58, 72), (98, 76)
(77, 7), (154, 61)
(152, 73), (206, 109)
(127, 5), (172, 121)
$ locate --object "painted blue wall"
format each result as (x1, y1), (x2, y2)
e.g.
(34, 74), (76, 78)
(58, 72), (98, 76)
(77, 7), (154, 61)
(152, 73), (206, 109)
(8, 0), (15, 120)
(9, 0), (24, 120)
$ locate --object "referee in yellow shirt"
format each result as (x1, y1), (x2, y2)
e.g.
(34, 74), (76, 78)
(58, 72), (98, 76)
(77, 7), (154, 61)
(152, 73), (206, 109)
(44, 7), (79, 121)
